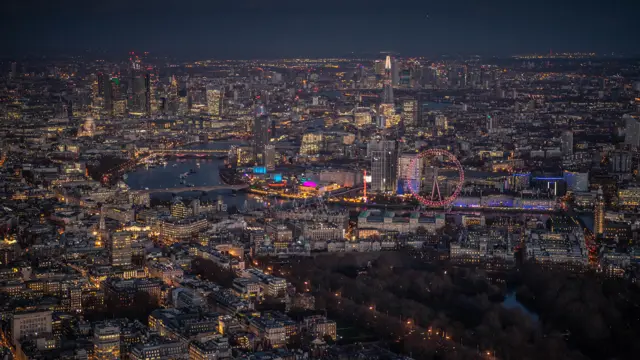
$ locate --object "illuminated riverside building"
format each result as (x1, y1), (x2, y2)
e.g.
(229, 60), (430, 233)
(158, 216), (209, 244)
(253, 106), (270, 164)
(397, 153), (423, 194)
(452, 193), (557, 211)
(206, 86), (223, 118)
(357, 210), (445, 235)
(369, 140), (398, 193)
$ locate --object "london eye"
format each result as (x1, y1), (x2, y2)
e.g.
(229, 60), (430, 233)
(406, 149), (464, 207)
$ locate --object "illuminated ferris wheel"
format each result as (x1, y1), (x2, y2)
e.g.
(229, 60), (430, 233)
(406, 149), (464, 207)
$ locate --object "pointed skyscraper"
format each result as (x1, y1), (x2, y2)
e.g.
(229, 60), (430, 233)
(382, 55), (394, 104)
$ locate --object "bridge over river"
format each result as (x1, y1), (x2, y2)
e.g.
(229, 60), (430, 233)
(135, 184), (249, 194)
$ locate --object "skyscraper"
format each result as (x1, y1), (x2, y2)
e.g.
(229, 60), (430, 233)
(253, 105), (271, 165)
(595, 187), (605, 237)
(382, 56), (394, 105)
(401, 99), (418, 127)
(265, 145), (276, 171)
(109, 232), (132, 267)
(561, 130), (573, 156)
(129, 61), (149, 115)
(398, 153), (423, 193)
(624, 115), (640, 148)
(370, 140), (398, 193)
(206, 86), (223, 119)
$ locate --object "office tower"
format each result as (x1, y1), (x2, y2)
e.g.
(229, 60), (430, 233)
(374, 60), (385, 75)
(610, 150), (632, 173)
(595, 187), (605, 237)
(370, 140), (398, 193)
(109, 232), (132, 267)
(624, 116), (640, 148)
(253, 105), (270, 165)
(93, 323), (121, 360)
(401, 99), (417, 126)
(486, 115), (494, 133)
(97, 73), (114, 113)
(206, 86), (223, 118)
(144, 73), (151, 116)
(11, 311), (52, 345)
(382, 56), (394, 104)
(391, 58), (400, 86)
(265, 145), (276, 171)
(398, 153), (423, 193)
(561, 130), (573, 155)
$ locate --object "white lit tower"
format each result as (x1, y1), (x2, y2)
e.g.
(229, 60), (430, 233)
(382, 56), (394, 104)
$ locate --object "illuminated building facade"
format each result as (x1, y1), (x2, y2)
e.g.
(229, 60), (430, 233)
(397, 153), (423, 194)
(109, 232), (132, 267)
(206, 86), (223, 119)
(595, 187), (605, 237)
(369, 140), (398, 192)
(253, 106), (270, 165)
(401, 98), (418, 126)
(93, 323), (120, 360)
(300, 133), (323, 156)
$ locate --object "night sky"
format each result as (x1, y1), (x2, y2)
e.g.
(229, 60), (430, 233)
(3, 0), (640, 59)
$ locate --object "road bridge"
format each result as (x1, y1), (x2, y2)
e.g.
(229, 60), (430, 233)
(136, 184), (249, 194)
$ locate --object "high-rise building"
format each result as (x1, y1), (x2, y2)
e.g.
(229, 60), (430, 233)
(93, 323), (120, 360)
(382, 56), (394, 104)
(206, 86), (223, 119)
(624, 115), (640, 148)
(374, 60), (385, 75)
(401, 99), (417, 127)
(109, 232), (132, 267)
(369, 140), (398, 193)
(265, 145), (276, 171)
(561, 130), (573, 155)
(129, 62), (150, 115)
(610, 150), (631, 173)
(595, 187), (605, 237)
(253, 106), (271, 165)
(98, 73), (114, 114)
(398, 153), (423, 194)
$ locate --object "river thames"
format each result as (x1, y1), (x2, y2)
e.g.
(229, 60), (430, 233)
(124, 141), (263, 209)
